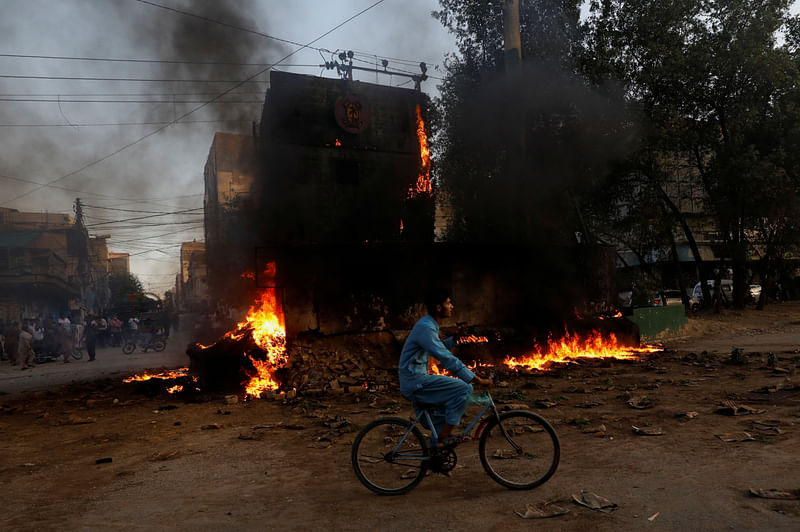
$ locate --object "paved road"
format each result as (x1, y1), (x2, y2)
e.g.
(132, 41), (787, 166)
(0, 329), (195, 397)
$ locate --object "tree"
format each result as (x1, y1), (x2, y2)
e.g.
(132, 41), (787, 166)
(433, 0), (635, 246)
(580, 0), (800, 308)
(108, 272), (145, 308)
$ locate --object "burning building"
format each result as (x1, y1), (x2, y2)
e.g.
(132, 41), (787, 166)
(186, 70), (641, 398)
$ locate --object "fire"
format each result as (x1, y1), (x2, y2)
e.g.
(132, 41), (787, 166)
(218, 270), (288, 399)
(123, 367), (192, 383)
(408, 104), (432, 198)
(504, 329), (661, 372)
(456, 335), (488, 345)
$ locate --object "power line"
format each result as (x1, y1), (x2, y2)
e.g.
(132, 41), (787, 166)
(0, 74), (269, 83)
(1, 0), (390, 208)
(84, 204), (201, 215)
(0, 52), (310, 67)
(133, 0), (437, 76)
(0, 119), (250, 128)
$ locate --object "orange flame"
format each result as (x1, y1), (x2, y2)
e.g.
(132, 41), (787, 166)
(456, 335), (488, 345)
(335, 138), (342, 147)
(408, 104), (432, 198)
(504, 330), (661, 372)
(123, 367), (192, 383)
(222, 267), (287, 398)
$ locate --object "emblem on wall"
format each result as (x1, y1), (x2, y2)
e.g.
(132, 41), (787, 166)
(335, 94), (370, 134)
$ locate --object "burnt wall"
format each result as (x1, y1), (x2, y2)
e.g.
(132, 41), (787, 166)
(257, 71), (433, 244)
(265, 242), (617, 339)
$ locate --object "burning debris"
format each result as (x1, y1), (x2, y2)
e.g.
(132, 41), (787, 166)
(503, 329), (662, 372)
(123, 367), (198, 396)
(188, 278), (288, 399)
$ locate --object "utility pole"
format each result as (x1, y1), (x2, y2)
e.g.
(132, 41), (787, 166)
(503, 0), (528, 241)
(503, 0), (522, 72)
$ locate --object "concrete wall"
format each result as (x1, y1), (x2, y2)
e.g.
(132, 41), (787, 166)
(269, 243), (617, 339)
(257, 71), (433, 245)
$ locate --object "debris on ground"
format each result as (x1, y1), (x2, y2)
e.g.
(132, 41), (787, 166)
(748, 488), (800, 500)
(514, 502), (570, 519)
(715, 432), (755, 442)
(714, 401), (765, 416)
(572, 491), (618, 513)
(675, 411), (698, 421)
(632, 425), (665, 436)
(627, 396), (654, 409)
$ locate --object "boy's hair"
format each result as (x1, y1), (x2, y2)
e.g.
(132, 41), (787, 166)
(425, 287), (451, 316)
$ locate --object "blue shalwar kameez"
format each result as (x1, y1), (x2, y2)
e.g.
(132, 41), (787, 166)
(399, 315), (475, 431)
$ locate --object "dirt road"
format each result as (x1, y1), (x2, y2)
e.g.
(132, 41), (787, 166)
(1, 305), (799, 531)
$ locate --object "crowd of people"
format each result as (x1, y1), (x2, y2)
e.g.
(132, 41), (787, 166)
(0, 313), (172, 370)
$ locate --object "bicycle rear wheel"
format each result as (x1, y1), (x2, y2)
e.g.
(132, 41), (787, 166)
(479, 410), (560, 490)
(352, 417), (429, 495)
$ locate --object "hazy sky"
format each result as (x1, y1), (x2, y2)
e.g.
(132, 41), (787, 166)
(1, 0), (798, 294)
(0, 0), (454, 294)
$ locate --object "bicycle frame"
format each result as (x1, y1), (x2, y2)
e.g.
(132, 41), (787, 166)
(389, 391), (520, 463)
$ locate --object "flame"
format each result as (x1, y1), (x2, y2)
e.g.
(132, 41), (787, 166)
(408, 104), (432, 198)
(219, 267), (287, 398)
(504, 330), (661, 372)
(456, 335), (488, 345)
(240, 271), (255, 280)
(166, 385), (184, 394)
(335, 138), (342, 147)
(123, 367), (192, 383)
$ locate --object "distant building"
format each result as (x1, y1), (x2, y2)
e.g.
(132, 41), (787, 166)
(203, 132), (259, 304)
(87, 235), (111, 314)
(0, 207), (87, 322)
(108, 252), (130, 275)
(177, 240), (207, 311)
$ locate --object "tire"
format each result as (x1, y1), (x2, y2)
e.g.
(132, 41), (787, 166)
(122, 342), (136, 355)
(479, 410), (560, 490)
(352, 417), (429, 495)
(151, 340), (166, 352)
(71, 349), (83, 360)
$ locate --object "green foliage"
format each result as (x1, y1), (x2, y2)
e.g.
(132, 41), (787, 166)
(580, 0), (800, 304)
(432, 0), (634, 245)
(108, 272), (145, 307)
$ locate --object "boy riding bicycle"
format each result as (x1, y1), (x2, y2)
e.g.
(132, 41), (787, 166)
(398, 288), (492, 446)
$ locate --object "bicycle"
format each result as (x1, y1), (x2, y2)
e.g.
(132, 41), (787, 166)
(351, 390), (560, 495)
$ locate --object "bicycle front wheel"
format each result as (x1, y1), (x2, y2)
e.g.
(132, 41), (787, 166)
(352, 417), (429, 495)
(122, 342), (136, 355)
(479, 410), (560, 490)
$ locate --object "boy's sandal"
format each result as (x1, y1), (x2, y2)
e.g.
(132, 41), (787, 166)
(435, 434), (469, 449)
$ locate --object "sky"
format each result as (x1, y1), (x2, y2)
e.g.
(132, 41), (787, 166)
(1, 0), (799, 295)
(0, 0), (456, 295)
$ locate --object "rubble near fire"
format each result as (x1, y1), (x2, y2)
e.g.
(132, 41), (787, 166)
(181, 279), (662, 400)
